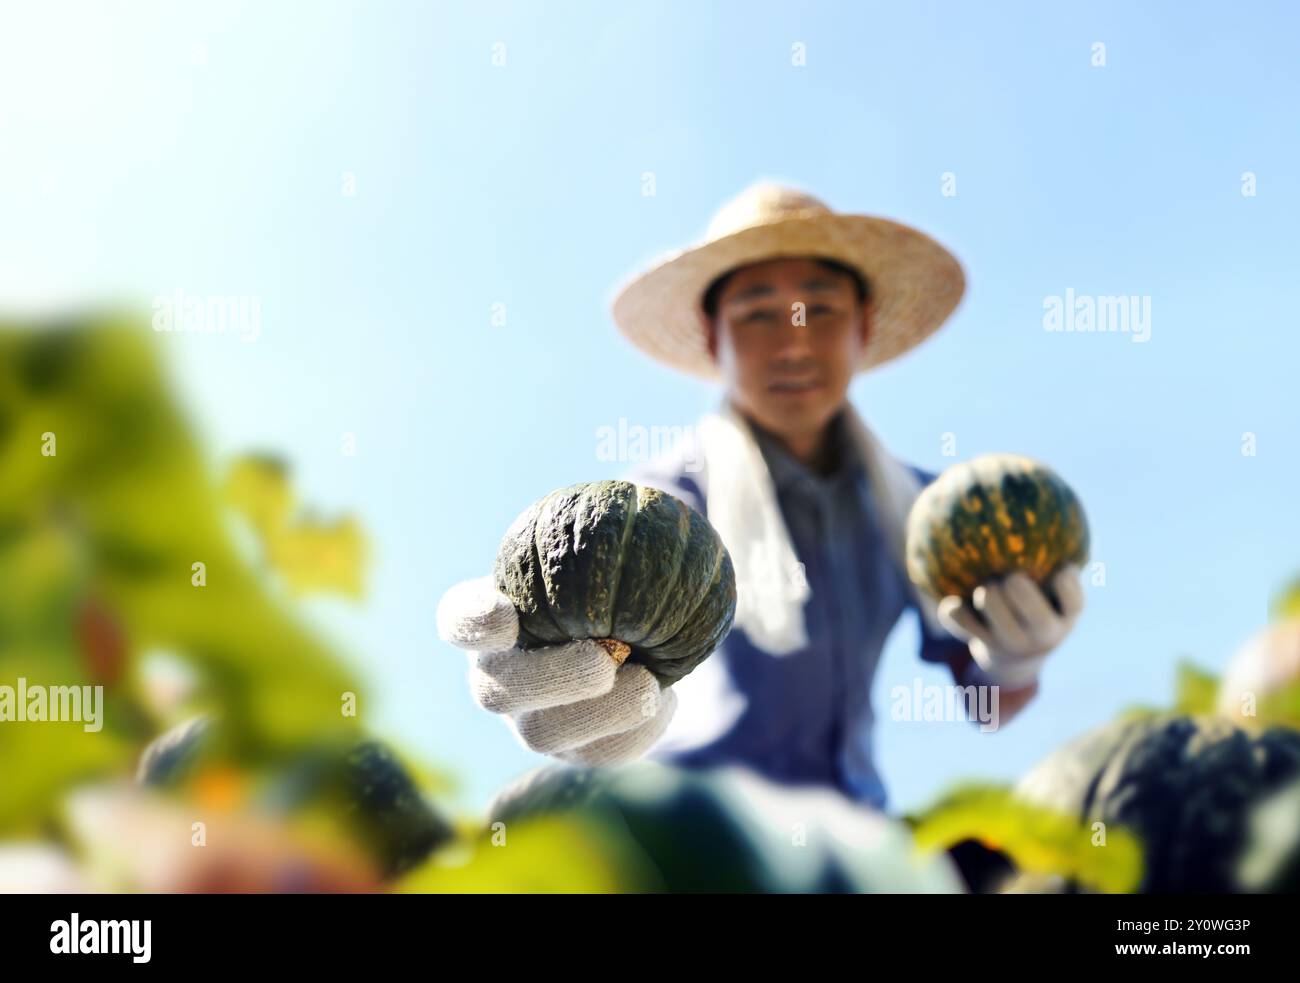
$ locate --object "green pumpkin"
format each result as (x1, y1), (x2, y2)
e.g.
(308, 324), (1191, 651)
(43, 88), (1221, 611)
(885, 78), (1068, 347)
(137, 719), (454, 880)
(485, 762), (964, 893)
(1013, 714), (1300, 893)
(905, 453), (1089, 604)
(493, 480), (736, 686)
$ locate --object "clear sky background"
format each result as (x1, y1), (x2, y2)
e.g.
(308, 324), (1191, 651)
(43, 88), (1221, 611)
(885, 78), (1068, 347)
(2, 1), (1297, 815)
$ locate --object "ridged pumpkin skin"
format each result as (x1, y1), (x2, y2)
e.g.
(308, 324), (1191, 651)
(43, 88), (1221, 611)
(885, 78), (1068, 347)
(905, 454), (1089, 603)
(492, 480), (736, 687)
(485, 762), (965, 893)
(1013, 715), (1300, 893)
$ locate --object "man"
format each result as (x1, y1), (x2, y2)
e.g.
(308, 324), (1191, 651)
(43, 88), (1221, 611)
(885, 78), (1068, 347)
(437, 182), (1084, 811)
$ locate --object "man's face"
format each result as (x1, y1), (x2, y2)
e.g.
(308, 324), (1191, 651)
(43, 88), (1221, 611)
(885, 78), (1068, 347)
(705, 257), (869, 444)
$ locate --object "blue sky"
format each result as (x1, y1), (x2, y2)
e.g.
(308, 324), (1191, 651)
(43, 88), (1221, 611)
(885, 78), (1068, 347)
(3, 0), (1298, 815)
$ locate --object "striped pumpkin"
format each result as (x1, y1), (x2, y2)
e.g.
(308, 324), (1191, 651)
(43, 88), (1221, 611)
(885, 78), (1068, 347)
(486, 762), (965, 892)
(493, 480), (737, 687)
(1013, 714), (1300, 893)
(905, 454), (1089, 603)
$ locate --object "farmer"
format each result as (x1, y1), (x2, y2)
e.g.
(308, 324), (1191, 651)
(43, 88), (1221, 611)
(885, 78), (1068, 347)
(437, 182), (1085, 810)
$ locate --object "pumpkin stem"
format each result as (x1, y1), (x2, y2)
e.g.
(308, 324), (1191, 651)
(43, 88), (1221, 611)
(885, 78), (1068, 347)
(594, 638), (631, 666)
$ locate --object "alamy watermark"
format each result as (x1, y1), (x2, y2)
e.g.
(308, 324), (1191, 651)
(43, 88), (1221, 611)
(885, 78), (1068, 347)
(0, 678), (103, 732)
(891, 677), (1001, 732)
(50, 913), (151, 963)
(151, 288), (261, 342)
(595, 418), (704, 472)
(1043, 288), (1151, 343)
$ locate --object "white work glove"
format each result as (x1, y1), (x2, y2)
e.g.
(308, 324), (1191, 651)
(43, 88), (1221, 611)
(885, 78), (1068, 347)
(936, 564), (1085, 689)
(436, 576), (677, 767)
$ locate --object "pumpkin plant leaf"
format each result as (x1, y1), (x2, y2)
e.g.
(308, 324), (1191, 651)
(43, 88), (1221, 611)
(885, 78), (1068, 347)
(1257, 679), (1300, 731)
(224, 456), (367, 599)
(0, 706), (133, 836)
(1271, 576), (1300, 622)
(224, 454), (294, 537)
(394, 814), (633, 893)
(910, 783), (1144, 894)
(266, 515), (367, 599)
(0, 315), (364, 839)
(1172, 660), (1221, 716)
(1115, 703), (1163, 722)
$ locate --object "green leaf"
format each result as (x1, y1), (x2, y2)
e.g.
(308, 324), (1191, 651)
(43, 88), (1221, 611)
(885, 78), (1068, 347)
(1115, 703), (1163, 723)
(225, 454), (368, 599)
(0, 714), (132, 835)
(1272, 576), (1300, 622)
(394, 815), (638, 893)
(265, 516), (366, 599)
(1172, 660), (1221, 716)
(0, 315), (366, 836)
(224, 454), (294, 537)
(910, 782), (1144, 894)
(1256, 679), (1300, 730)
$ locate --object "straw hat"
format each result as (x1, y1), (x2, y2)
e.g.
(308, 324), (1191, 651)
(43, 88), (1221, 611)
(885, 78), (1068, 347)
(610, 182), (965, 381)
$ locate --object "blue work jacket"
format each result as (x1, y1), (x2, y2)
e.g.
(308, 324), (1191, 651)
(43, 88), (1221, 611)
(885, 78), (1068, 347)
(622, 408), (972, 810)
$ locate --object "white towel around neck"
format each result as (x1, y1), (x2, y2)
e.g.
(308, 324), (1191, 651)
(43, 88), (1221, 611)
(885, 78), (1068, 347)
(696, 398), (947, 655)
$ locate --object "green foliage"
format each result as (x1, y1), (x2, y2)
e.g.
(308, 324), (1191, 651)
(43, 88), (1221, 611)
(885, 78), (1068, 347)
(482, 762), (965, 893)
(395, 814), (632, 893)
(1271, 576), (1300, 622)
(0, 712), (132, 835)
(1119, 660), (1222, 722)
(1015, 714), (1300, 892)
(0, 313), (363, 836)
(224, 454), (367, 599)
(908, 783), (1143, 894)
(1255, 678), (1300, 731)
(1172, 660), (1221, 715)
